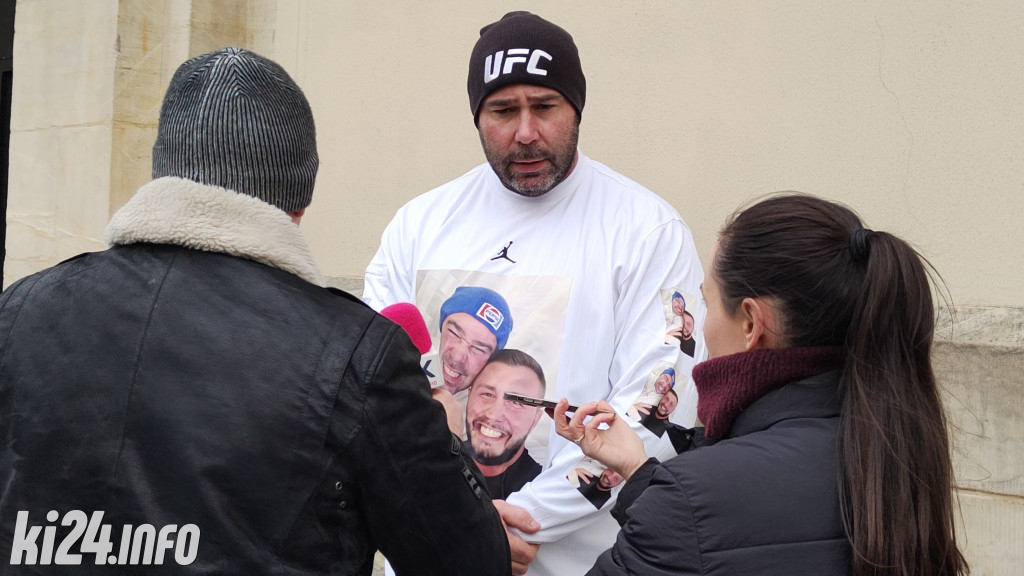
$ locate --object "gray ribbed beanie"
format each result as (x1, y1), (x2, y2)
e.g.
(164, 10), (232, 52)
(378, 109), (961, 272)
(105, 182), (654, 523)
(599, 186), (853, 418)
(152, 47), (318, 213)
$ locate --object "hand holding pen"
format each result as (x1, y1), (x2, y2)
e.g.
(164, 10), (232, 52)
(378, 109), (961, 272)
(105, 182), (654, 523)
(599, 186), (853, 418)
(552, 399), (650, 481)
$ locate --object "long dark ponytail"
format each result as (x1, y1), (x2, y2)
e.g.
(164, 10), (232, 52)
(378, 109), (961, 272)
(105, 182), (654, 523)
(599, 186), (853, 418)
(714, 193), (967, 576)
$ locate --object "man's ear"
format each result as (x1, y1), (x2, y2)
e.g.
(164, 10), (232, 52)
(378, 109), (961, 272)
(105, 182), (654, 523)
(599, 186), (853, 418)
(288, 208), (306, 224)
(739, 297), (777, 351)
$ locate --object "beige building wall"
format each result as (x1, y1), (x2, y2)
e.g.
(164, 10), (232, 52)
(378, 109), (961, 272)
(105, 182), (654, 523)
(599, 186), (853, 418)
(6, 1), (1023, 573)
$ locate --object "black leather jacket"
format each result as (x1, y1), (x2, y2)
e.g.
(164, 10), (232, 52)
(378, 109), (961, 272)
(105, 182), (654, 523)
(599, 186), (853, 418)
(0, 179), (510, 575)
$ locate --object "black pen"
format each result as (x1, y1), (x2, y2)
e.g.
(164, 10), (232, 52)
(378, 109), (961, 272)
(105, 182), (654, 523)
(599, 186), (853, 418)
(503, 393), (613, 414)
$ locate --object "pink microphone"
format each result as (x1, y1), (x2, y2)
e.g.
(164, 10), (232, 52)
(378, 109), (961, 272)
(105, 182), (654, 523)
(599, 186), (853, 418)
(380, 303), (432, 354)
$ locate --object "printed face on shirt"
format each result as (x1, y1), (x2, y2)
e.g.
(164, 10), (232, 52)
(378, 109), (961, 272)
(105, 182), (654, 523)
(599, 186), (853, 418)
(657, 390), (678, 417)
(681, 312), (695, 339)
(465, 362), (545, 467)
(672, 296), (686, 317)
(654, 372), (675, 395)
(477, 84), (580, 197)
(597, 468), (624, 490)
(439, 313), (498, 394)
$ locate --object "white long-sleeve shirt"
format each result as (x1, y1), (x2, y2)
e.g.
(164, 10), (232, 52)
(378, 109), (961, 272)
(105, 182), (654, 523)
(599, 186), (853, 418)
(364, 152), (706, 575)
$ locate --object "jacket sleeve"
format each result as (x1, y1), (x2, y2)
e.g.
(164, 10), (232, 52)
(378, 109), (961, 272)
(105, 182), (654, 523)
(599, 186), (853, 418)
(587, 463), (703, 576)
(507, 219), (706, 541)
(610, 458), (659, 526)
(347, 317), (511, 576)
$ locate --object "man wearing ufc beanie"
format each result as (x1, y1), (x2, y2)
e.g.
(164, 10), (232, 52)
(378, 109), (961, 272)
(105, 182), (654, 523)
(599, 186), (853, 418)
(365, 12), (705, 575)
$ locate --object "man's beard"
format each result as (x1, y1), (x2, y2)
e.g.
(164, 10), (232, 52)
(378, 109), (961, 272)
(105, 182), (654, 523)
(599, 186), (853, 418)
(467, 427), (529, 466)
(481, 120), (579, 197)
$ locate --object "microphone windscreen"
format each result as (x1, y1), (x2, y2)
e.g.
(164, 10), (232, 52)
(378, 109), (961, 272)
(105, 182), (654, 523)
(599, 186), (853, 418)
(380, 303), (432, 354)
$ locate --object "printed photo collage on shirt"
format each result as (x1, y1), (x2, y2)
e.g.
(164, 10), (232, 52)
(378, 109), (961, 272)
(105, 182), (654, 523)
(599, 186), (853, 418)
(626, 287), (701, 435)
(414, 269), (570, 502)
(413, 271), (700, 510)
(572, 287), (702, 510)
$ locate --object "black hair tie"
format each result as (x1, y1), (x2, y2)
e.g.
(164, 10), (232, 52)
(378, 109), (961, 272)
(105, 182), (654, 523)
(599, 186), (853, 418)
(849, 227), (872, 262)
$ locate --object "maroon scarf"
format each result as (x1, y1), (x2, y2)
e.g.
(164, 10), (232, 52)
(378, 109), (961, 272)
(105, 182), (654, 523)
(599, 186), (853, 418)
(693, 347), (845, 439)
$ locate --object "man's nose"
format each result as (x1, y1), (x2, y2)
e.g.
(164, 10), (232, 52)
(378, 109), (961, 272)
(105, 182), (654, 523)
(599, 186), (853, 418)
(514, 110), (539, 144)
(454, 338), (477, 358)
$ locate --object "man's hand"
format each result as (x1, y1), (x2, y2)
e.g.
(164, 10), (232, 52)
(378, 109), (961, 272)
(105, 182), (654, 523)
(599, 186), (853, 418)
(431, 388), (464, 435)
(492, 499), (540, 576)
(633, 401), (654, 416)
(573, 467), (595, 485)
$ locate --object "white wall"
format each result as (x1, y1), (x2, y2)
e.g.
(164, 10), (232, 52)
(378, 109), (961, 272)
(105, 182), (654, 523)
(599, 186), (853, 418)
(270, 1), (1024, 309)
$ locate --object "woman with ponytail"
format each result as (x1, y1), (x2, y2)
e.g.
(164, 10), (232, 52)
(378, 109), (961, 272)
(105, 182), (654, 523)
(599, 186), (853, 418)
(555, 193), (968, 576)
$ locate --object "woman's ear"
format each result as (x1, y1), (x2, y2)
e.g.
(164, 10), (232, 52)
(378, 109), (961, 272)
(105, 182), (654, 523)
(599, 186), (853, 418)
(739, 297), (777, 351)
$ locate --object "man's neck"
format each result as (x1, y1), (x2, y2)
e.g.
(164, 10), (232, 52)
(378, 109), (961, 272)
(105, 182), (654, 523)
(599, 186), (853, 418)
(567, 150), (579, 177)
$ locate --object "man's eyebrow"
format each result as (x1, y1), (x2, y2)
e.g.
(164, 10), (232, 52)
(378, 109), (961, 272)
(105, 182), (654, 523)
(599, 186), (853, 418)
(475, 382), (498, 395)
(450, 317), (495, 350)
(470, 336), (495, 352)
(484, 93), (565, 108)
(484, 97), (518, 108)
(447, 318), (465, 335)
(526, 93), (564, 105)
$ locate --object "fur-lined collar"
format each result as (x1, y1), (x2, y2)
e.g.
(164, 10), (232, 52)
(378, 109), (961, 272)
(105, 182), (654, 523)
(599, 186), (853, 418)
(104, 177), (325, 287)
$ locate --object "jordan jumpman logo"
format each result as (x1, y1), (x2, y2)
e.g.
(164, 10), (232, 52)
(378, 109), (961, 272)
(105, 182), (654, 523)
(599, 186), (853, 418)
(491, 241), (516, 263)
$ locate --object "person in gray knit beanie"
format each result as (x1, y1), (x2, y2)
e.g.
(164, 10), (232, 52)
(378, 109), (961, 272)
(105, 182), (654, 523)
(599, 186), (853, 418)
(152, 47), (319, 213)
(0, 45), (513, 576)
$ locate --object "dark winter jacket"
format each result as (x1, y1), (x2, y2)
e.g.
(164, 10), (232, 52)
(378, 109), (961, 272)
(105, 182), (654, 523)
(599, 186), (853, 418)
(0, 178), (510, 575)
(588, 371), (852, 575)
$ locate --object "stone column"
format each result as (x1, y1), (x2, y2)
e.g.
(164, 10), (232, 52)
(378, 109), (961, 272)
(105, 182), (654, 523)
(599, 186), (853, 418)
(937, 306), (1024, 572)
(5, 0), (274, 286)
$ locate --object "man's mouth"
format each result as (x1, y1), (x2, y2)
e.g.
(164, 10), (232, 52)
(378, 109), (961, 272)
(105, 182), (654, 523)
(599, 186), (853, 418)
(511, 159), (548, 173)
(477, 423), (507, 439)
(442, 362), (463, 379)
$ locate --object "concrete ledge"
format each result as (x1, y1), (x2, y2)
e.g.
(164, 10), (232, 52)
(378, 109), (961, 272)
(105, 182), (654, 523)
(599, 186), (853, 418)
(937, 305), (1024, 349)
(935, 341), (1024, 498)
(954, 489), (1024, 576)
(325, 275), (364, 299)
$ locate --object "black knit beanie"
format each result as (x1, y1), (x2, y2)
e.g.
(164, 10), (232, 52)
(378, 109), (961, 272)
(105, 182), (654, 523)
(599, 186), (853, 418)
(468, 12), (586, 123)
(152, 47), (319, 213)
